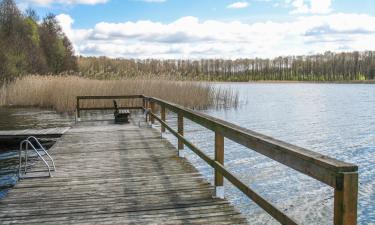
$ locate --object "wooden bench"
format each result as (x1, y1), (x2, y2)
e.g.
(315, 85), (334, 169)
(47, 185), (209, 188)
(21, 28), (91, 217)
(113, 100), (130, 123)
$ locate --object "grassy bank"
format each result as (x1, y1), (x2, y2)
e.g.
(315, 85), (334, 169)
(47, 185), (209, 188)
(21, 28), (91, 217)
(0, 75), (238, 113)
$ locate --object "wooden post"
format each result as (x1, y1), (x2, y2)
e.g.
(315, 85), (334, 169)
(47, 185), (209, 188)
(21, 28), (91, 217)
(334, 172), (358, 225)
(142, 98), (146, 113)
(215, 131), (224, 198)
(177, 112), (184, 156)
(76, 98), (80, 121)
(150, 102), (155, 124)
(161, 106), (166, 133)
(145, 100), (149, 122)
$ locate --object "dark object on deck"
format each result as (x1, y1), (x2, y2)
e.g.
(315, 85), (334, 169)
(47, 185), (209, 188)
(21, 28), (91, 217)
(113, 100), (130, 123)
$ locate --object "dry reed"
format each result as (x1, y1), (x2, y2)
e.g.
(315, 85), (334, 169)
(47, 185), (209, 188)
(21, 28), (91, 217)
(0, 75), (238, 113)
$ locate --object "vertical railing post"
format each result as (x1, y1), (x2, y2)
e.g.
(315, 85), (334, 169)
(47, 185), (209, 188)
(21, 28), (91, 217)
(334, 172), (358, 225)
(76, 97), (81, 122)
(150, 101), (155, 124)
(142, 98), (146, 113)
(177, 112), (184, 157)
(145, 99), (149, 123)
(215, 131), (224, 198)
(161, 105), (166, 133)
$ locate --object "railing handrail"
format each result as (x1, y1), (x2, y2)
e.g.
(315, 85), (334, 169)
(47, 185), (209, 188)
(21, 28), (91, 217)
(148, 109), (299, 224)
(145, 96), (357, 186)
(75, 95), (358, 225)
(77, 95), (144, 100)
(76, 95), (145, 121)
(19, 140), (52, 178)
(27, 136), (56, 171)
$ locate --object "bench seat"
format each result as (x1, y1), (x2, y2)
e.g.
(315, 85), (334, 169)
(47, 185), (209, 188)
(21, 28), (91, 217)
(113, 100), (130, 123)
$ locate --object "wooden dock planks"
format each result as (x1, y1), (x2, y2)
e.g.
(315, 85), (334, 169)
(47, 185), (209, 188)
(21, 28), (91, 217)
(0, 119), (247, 225)
(0, 127), (70, 140)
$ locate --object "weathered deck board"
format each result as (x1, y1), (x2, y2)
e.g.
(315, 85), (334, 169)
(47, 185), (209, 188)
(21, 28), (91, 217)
(0, 118), (247, 224)
(0, 127), (70, 140)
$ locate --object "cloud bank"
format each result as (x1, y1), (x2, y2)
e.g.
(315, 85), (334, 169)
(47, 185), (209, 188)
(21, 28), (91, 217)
(56, 13), (375, 59)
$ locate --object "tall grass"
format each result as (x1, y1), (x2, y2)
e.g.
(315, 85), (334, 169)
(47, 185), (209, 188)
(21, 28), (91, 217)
(0, 75), (238, 113)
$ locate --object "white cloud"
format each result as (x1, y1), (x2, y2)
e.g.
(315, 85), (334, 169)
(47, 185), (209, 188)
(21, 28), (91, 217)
(19, 0), (109, 6)
(56, 14), (74, 39)
(287, 0), (332, 14)
(227, 1), (249, 9)
(57, 13), (375, 59)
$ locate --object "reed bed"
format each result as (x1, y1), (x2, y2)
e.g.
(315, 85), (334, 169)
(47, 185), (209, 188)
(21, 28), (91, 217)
(0, 75), (238, 113)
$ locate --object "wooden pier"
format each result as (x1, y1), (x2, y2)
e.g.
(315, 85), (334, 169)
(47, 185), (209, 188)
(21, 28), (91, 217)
(0, 120), (247, 224)
(0, 95), (359, 225)
(0, 127), (70, 140)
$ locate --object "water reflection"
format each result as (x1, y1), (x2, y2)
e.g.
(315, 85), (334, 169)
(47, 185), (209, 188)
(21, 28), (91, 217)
(0, 107), (73, 130)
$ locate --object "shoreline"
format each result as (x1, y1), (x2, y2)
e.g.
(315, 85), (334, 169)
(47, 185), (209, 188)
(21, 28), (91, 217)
(203, 80), (375, 84)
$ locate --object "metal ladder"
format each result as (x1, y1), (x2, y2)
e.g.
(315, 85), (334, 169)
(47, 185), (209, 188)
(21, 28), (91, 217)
(18, 136), (56, 179)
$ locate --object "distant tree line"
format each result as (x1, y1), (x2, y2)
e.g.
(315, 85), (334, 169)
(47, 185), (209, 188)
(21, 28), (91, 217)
(79, 51), (375, 81)
(0, 0), (77, 83)
(1, 0), (374, 83)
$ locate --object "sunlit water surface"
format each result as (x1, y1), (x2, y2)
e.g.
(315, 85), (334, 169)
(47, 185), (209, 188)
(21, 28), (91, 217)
(0, 83), (374, 224)
(162, 83), (375, 225)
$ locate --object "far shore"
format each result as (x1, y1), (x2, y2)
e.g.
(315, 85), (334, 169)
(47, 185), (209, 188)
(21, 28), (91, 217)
(203, 80), (375, 84)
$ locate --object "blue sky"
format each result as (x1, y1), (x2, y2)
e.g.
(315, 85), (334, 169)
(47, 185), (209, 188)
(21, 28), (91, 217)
(16, 0), (375, 58)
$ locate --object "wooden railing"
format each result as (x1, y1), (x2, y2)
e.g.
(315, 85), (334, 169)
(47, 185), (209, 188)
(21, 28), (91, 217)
(76, 95), (144, 119)
(76, 95), (358, 225)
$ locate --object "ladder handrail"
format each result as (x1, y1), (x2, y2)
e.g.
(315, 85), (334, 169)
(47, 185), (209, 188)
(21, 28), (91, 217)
(19, 140), (52, 178)
(27, 136), (56, 171)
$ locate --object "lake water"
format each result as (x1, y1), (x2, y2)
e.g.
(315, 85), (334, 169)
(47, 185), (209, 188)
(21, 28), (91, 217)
(0, 83), (374, 224)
